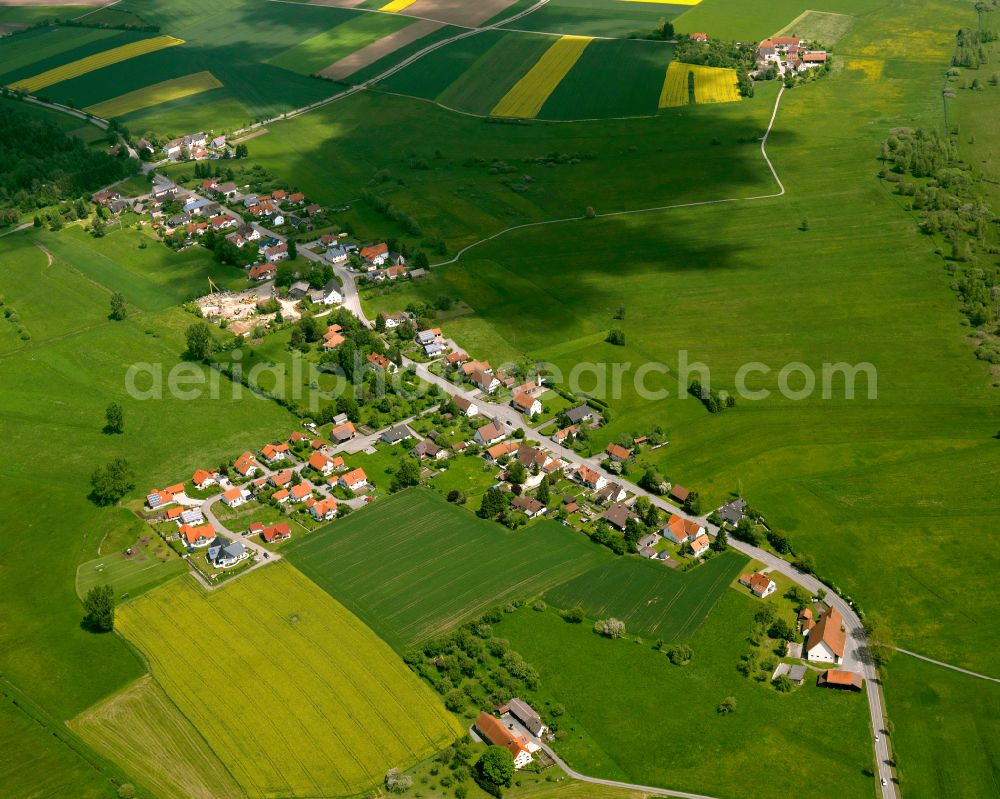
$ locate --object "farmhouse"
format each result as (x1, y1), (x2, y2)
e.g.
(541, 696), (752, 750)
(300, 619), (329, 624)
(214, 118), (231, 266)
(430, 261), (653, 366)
(339, 468), (368, 491)
(222, 487), (250, 508)
(512, 391), (542, 416)
(817, 669), (863, 691)
(508, 698), (547, 736)
(473, 712), (533, 770)
(259, 522), (291, 543)
(180, 523), (215, 548)
(805, 607), (847, 664)
(475, 421), (507, 446)
(360, 242), (389, 266)
(739, 572), (777, 598)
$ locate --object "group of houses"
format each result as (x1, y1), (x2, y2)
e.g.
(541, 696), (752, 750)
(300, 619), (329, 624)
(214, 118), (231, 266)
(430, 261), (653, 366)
(756, 35), (828, 73)
(161, 132), (228, 161)
(632, 511), (710, 560)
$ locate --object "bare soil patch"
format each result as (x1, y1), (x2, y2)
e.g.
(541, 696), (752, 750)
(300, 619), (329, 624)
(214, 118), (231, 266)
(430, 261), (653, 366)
(400, 0), (519, 27)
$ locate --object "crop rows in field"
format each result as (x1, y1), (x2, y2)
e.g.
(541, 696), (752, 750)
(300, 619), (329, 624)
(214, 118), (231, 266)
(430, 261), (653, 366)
(544, 550), (748, 641)
(658, 61), (739, 108)
(491, 34), (592, 117)
(285, 487), (609, 650)
(86, 71), (222, 117)
(10, 35), (184, 92)
(116, 564), (460, 799)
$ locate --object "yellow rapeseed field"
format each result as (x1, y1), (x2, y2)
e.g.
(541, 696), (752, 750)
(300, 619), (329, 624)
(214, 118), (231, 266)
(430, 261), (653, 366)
(658, 61), (740, 108)
(658, 61), (690, 108)
(692, 63), (741, 103)
(492, 35), (592, 118)
(86, 71), (222, 118)
(11, 35), (184, 93)
(380, 0), (417, 11)
(116, 564), (462, 799)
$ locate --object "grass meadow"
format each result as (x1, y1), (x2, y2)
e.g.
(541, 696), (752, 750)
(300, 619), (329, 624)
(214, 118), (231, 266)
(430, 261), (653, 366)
(0, 225), (296, 794)
(495, 591), (875, 799)
(671, 0), (883, 39)
(116, 564), (461, 799)
(545, 550), (749, 640)
(285, 487), (610, 649)
(70, 675), (244, 799)
(501, 0), (690, 37)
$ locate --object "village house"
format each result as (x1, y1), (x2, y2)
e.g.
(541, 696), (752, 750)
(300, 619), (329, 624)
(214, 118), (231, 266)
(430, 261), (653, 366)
(805, 607), (847, 665)
(290, 483), (312, 503)
(473, 712), (533, 770)
(510, 495), (545, 517)
(564, 404), (595, 425)
(180, 523), (215, 548)
(367, 352), (395, 372)
(412, 439), (447, 461)
(447, 351), (469, 367)
(575, 465), (606, 491)
(360, 242), (389, 266)
(689, 533), (711, 557)
(234, 451), (260, 477)
(339, 468), (368, 491)
(717, 497), (747, 527)
(315, 280), (343, 306)
(453, 396), (479, 417)
(381, 424), (415, 446)
(269, 469), (294, 488)
(310, 498), (338, 521)
(265, 243), (288, 263)
(512, 391), (542, 417)
(272, 489), (290, 504)
(739, 571), (777, 598)
(309, 451), (336, 476)
(471, 368), (500, 394)
(475, 421), (507, 447)
(261, 442), (290, 464)
(663, 514), (704, 545)
(258, 522), (291, 543)
(602, 502), (635, 531)
(249, 263), (276, 281)
(605, 443), (632, 462)
(552, 425), (578, 445)
(222, 487), (251, 508)
(486, 441), (520, 462)
(594, 481), (627, 505)
(207, 536), (248, 568)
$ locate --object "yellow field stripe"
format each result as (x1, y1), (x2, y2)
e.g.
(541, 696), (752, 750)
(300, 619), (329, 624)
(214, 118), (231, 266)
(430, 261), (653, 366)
(11, 35), (184, 93)
(85, 71), (221, 118)
(491, 35), (592, 118)
(379, 0), (417, 11)
(658, 61), (689, 108)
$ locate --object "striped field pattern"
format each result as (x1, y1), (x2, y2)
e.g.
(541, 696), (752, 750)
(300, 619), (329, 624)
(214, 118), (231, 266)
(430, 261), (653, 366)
(658, 61), (740, 108)
(116, 564), (461, 799)
(10, 35), (184, 92)
(491, 34), (592, 118)
(85, 71), (221, 118)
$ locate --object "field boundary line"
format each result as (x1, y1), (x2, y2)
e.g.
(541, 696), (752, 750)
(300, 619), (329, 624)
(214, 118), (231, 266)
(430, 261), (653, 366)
(895, 647), (1000, 683)
(431, 85), (786, 267)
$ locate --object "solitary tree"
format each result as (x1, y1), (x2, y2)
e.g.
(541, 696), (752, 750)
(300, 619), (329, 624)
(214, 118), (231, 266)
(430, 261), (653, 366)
(83, 584), (115, 631)
(185, 321), (215, 360)
(390, 457), (421, 492)
(104, 401), (124, 434)
(474, 746), (515, 798)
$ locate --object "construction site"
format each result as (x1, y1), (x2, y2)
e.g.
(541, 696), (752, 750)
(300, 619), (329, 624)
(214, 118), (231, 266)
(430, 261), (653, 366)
(195, 278), (301, 336)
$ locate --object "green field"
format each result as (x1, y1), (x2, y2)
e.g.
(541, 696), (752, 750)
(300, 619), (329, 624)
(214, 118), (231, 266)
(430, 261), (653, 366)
(86, 70), (223, 117)
(70, 675), (244, 799)
(502, 0), (691, 37)
(495, 590), (874, 798)
(0, 5), (91, 24)
(537, 37), (674, 119)
(76, 535), (188, 601)
(671, 0), (882, 40)
(268, 11), (414, 76)
(545, 550), (748, 640)
(285, 487), (611, 649)
(117, 564), (462, 799)
(882, 655), (1000, 798)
